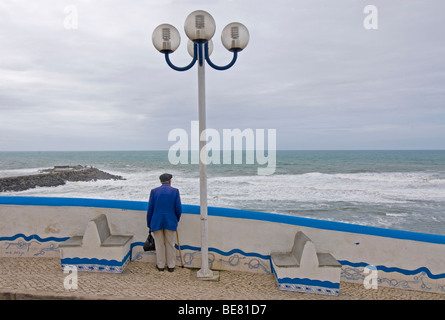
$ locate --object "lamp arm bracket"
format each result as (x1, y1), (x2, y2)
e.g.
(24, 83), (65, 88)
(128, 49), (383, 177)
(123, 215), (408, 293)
(164, 44), (198, 72)
(204, 42), (238, 71)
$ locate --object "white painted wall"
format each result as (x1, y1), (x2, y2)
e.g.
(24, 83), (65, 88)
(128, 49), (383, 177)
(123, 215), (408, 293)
(1, 197), (444, 294)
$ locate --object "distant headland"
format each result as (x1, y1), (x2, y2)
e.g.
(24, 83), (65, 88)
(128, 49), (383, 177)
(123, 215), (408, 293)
(0, 166), (125, 192)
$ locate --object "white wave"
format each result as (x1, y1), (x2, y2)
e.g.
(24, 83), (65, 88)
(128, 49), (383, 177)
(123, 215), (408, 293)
(205, 171), (445, 204)
(3, 169), (445, 206)
(385, 212), (409, 217)
(3, 167), (445, 234)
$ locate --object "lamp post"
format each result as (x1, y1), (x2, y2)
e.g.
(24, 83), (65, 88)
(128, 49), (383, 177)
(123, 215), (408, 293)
(152, 10), (249, 279)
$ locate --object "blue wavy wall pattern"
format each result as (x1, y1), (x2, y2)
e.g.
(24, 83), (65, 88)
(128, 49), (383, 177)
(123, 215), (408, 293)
(1, 233), (445, 292)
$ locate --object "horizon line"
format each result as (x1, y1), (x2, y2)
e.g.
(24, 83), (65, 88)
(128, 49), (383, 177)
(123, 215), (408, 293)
(1, 149), (445, 153)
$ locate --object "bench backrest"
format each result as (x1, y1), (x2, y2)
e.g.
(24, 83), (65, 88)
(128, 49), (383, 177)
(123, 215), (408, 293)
(292, 231), (319, 269)
(92, 214), (111, 244)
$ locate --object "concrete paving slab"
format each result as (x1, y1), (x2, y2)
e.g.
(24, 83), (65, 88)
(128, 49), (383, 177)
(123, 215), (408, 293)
(0, 257), (444, 300)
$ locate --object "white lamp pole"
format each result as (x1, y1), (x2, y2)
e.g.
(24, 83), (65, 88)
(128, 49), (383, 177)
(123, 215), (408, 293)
(152, 10), (249, 278)
(197, 42), (211, 277)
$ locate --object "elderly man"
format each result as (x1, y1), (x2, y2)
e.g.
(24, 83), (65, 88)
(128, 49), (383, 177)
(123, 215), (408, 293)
(147, 173), (182, 272)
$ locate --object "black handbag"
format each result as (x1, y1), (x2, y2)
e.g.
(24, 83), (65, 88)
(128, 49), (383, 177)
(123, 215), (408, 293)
(143, 231), (156, 251)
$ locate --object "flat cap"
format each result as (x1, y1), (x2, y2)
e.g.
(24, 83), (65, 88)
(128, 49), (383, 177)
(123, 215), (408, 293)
(159, 173), (173, 183)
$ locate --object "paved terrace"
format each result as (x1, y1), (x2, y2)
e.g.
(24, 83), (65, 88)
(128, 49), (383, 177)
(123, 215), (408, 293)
(0, 258), (444, 300)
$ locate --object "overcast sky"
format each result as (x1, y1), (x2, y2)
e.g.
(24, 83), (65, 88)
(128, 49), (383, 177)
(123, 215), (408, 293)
(1, 0), (444, 151)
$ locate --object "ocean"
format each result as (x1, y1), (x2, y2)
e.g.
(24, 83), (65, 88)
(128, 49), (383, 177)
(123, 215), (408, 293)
(1, 150), (445, 236)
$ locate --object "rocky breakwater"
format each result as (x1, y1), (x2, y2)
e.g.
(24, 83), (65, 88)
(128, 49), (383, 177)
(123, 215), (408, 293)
(0, 165), (125, 192)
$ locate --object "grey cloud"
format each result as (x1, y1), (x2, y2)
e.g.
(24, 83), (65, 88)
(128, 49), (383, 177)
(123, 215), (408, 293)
(1, 0), (445, 151)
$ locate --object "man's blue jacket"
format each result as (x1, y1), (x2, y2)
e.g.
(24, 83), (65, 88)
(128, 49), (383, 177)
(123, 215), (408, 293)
(147, 184), (182, 232)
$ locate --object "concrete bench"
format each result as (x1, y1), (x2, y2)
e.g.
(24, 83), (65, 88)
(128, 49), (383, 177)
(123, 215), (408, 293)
(60, 214), (133, 273)
(270, 231), (341, 295)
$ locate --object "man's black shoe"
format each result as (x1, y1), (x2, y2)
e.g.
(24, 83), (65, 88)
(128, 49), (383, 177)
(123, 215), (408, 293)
(156, 265), (165, 272)
(167, 267), (175, 272)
